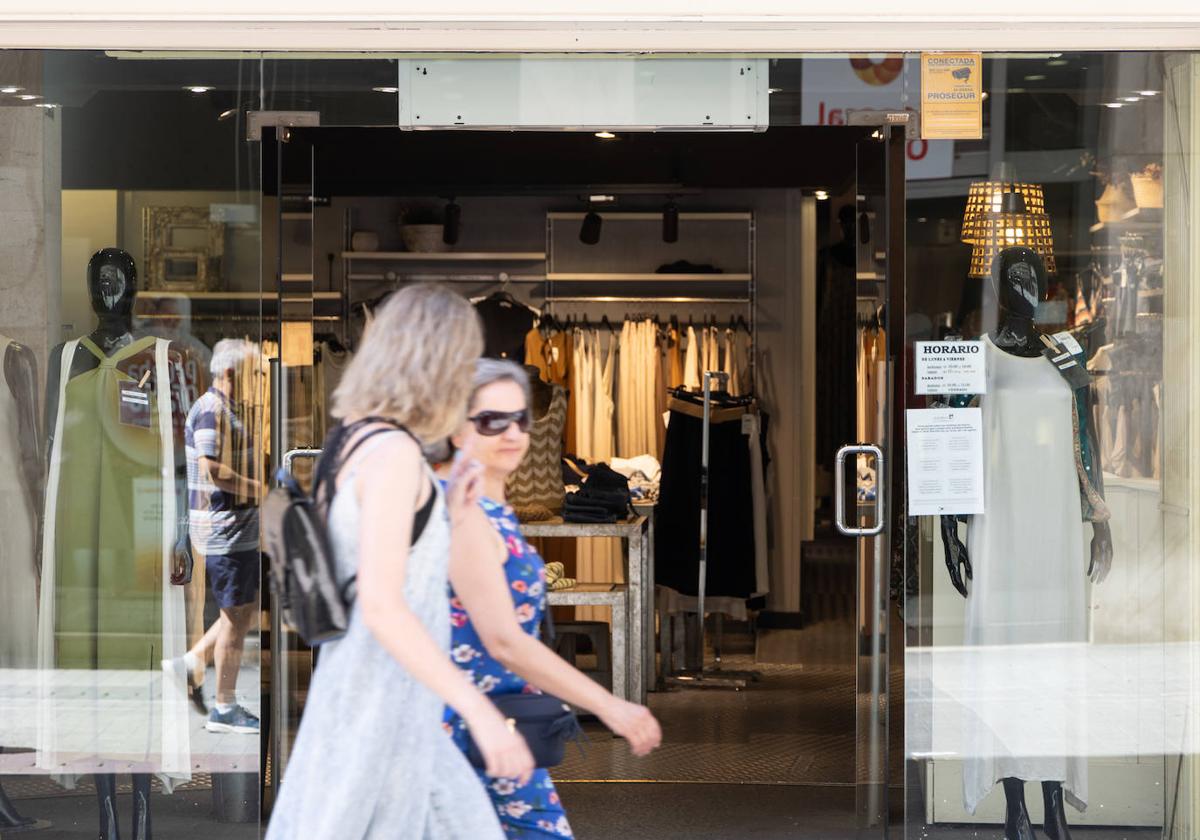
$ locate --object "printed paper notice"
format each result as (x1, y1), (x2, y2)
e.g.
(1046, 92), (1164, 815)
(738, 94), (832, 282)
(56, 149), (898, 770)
(914, 340), (986, 395)
(906, 407), (984, 516)
(920, 52), (983, 140)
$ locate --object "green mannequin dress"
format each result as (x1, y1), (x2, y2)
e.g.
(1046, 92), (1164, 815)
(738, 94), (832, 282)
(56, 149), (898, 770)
(38, 335), (189, 785)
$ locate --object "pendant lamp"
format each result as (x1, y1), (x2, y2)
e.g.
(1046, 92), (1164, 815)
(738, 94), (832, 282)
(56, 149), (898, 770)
(960, 164), (1056, 277)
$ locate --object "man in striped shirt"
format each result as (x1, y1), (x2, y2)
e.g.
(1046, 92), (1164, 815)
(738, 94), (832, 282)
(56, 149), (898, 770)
(181, 339), (263, 734)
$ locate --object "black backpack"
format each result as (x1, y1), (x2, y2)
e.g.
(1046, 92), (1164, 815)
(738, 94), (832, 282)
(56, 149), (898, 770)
(263, 418), (403, 646)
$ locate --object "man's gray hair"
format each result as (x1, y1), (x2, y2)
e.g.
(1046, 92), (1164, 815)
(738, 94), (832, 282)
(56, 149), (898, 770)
(210, 338), (254, 378)
(470, 358), (531, 409)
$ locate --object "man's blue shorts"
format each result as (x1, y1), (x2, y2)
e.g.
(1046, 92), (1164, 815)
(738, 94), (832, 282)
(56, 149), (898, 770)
(206, 549), (260, 609)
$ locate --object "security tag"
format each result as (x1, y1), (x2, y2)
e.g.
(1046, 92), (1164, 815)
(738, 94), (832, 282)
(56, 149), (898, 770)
(118, 382), (153, 429)
(1039, 334), (1090, 389)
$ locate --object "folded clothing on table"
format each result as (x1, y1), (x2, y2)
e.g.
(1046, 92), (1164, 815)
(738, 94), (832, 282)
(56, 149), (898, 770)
(563, 463), (633, 524)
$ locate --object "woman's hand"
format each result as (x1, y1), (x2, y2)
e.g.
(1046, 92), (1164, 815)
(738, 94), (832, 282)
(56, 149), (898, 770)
(598, 698), (662, 757)
(467, 709), (536, 785)
(445, 443), (485, 525)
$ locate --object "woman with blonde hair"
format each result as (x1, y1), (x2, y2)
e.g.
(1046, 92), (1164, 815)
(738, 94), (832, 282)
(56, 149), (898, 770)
(267, 285), (531, 840)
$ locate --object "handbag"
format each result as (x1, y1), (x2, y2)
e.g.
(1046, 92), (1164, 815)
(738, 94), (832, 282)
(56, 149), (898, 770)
(464, 609), (583, 770)
(464, 692), (583, 770)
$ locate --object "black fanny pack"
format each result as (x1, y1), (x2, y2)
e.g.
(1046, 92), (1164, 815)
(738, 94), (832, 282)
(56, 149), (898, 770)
(464, 692), (583, 770)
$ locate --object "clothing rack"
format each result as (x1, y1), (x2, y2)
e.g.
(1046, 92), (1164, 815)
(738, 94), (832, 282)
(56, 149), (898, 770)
(667, 371), (759, 691)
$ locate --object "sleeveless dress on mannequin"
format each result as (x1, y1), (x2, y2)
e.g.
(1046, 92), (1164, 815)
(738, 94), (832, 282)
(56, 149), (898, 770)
(37, 336), (190, 786)
(0, 336), (38, 671)
(267, 432), (502, 840)
(962, 335), (1088, 815)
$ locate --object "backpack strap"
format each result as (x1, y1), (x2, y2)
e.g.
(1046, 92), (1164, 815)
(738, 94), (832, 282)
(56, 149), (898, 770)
(312, 417), (412, 511)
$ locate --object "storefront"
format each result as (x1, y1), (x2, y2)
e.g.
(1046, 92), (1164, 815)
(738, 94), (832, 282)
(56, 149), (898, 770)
(1, 8), (1199, 840)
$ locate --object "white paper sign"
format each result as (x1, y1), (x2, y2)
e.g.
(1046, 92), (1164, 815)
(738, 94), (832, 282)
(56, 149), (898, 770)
(914, 340), (986, 395)
(906, 407), (985, 516)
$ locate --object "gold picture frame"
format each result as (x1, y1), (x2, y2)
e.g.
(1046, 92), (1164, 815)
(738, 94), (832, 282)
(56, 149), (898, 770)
(142, 206), (226, 292)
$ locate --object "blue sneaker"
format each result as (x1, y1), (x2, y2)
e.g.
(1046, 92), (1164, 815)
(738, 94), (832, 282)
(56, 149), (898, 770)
(205, 704), (260, 734)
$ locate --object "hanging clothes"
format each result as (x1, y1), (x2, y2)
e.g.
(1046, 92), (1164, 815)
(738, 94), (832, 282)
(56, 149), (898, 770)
(524, 327), (550, 383)
(683, 325), (700, 391)
(962, 336), (1088, 816)
(0, 336), (38, 673)
(38, 336), (189, 785)
(574, 329), (622, 621)
(655, 396), (757, 600)
(475, 294), (537, 361)
(617, 319), (659, 459)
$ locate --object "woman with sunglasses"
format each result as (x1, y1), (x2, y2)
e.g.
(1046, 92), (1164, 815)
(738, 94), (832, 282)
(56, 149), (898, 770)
(268, 287), (530, 840)
(443, 358), (662, 839)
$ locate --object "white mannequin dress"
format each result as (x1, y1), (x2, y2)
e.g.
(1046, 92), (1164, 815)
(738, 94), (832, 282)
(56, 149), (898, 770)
(962, 335), (1088, 814)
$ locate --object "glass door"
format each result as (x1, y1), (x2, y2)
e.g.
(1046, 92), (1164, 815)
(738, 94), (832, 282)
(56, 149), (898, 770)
(840, 124), (906, 835)
(263, 125), (320, 813)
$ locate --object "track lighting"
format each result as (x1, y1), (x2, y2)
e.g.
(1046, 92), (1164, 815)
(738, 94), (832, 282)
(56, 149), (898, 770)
(662, 200), (679, 243)
(580, 210), (603, 245)
(443, 199), (461, 246)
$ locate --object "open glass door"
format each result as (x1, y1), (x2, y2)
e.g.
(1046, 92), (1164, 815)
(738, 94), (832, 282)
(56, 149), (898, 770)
(840, 124), (906, 835)
(263, 125), (320, 814)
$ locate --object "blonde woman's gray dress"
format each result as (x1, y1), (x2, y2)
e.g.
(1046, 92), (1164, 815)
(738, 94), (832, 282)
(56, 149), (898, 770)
(266, 435), (504, 840)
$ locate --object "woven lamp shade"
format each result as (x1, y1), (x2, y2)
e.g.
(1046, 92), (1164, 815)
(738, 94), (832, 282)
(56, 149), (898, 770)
(961, 179), (1056, 278)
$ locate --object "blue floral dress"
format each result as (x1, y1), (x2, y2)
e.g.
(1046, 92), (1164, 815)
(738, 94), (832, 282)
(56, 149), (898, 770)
(444, 496), (575, 839)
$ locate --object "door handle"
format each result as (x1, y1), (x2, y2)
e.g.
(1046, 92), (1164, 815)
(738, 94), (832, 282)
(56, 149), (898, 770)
(282, 448), (322, 476)
(835, 444), (885, 537)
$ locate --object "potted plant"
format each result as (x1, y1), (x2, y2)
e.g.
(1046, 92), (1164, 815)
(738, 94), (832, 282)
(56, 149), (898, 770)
(1129, 162), (1163, 209)
(398, 205), (453, 253)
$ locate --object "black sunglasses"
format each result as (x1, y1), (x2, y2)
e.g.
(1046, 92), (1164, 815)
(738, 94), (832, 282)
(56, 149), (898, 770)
(468, 409), (532, 436)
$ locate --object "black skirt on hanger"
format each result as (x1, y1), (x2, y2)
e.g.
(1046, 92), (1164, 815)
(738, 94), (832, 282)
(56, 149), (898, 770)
(655, 407), (756, 599)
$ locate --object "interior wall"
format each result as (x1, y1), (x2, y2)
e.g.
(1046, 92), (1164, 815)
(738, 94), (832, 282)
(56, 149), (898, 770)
(60, 189), (117, 342)
(315, 188), (816, 612)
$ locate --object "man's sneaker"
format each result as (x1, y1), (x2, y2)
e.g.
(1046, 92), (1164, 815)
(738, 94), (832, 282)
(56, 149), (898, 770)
(206, 705), (260, 734)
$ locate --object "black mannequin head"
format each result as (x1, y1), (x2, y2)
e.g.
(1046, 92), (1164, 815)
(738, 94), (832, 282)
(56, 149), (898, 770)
(990, 246), (1047, 321)
(87, 248), (137, 319)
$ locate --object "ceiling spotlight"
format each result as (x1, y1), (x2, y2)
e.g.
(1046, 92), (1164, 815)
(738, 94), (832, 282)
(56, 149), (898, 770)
(186, 86), (213, 94)
(814, 190), (829, 201)
(1138, 90), (1160, 96)
(1047, 59), (1069, 67)
(1, 86), (21, 94)
(218, 108), (238, 121)
(34, 102), (58, 109)
(594, 131), (617, 140)
(579, 210), (603, 246)
(443, 199), (461, 246)
(15, 94), (40, 101)
(372, 86), (400, 94)
(1104, 102), (1123, 109)
(767, 87), (783, 95)
(1024, 74), (1046, 81)
(662, 200), (679, 244)
(1121, 96), (1141, 103)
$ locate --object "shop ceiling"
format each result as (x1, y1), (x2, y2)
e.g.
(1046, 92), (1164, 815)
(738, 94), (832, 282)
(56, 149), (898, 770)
(262, 126), (870, 198)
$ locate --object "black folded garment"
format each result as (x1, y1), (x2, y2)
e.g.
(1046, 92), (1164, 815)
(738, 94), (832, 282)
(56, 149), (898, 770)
(583, 464), (630, 492)
(572, 487), (630, 511)
(562, 498), (619, 524)
(562, 462), (633, 523)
